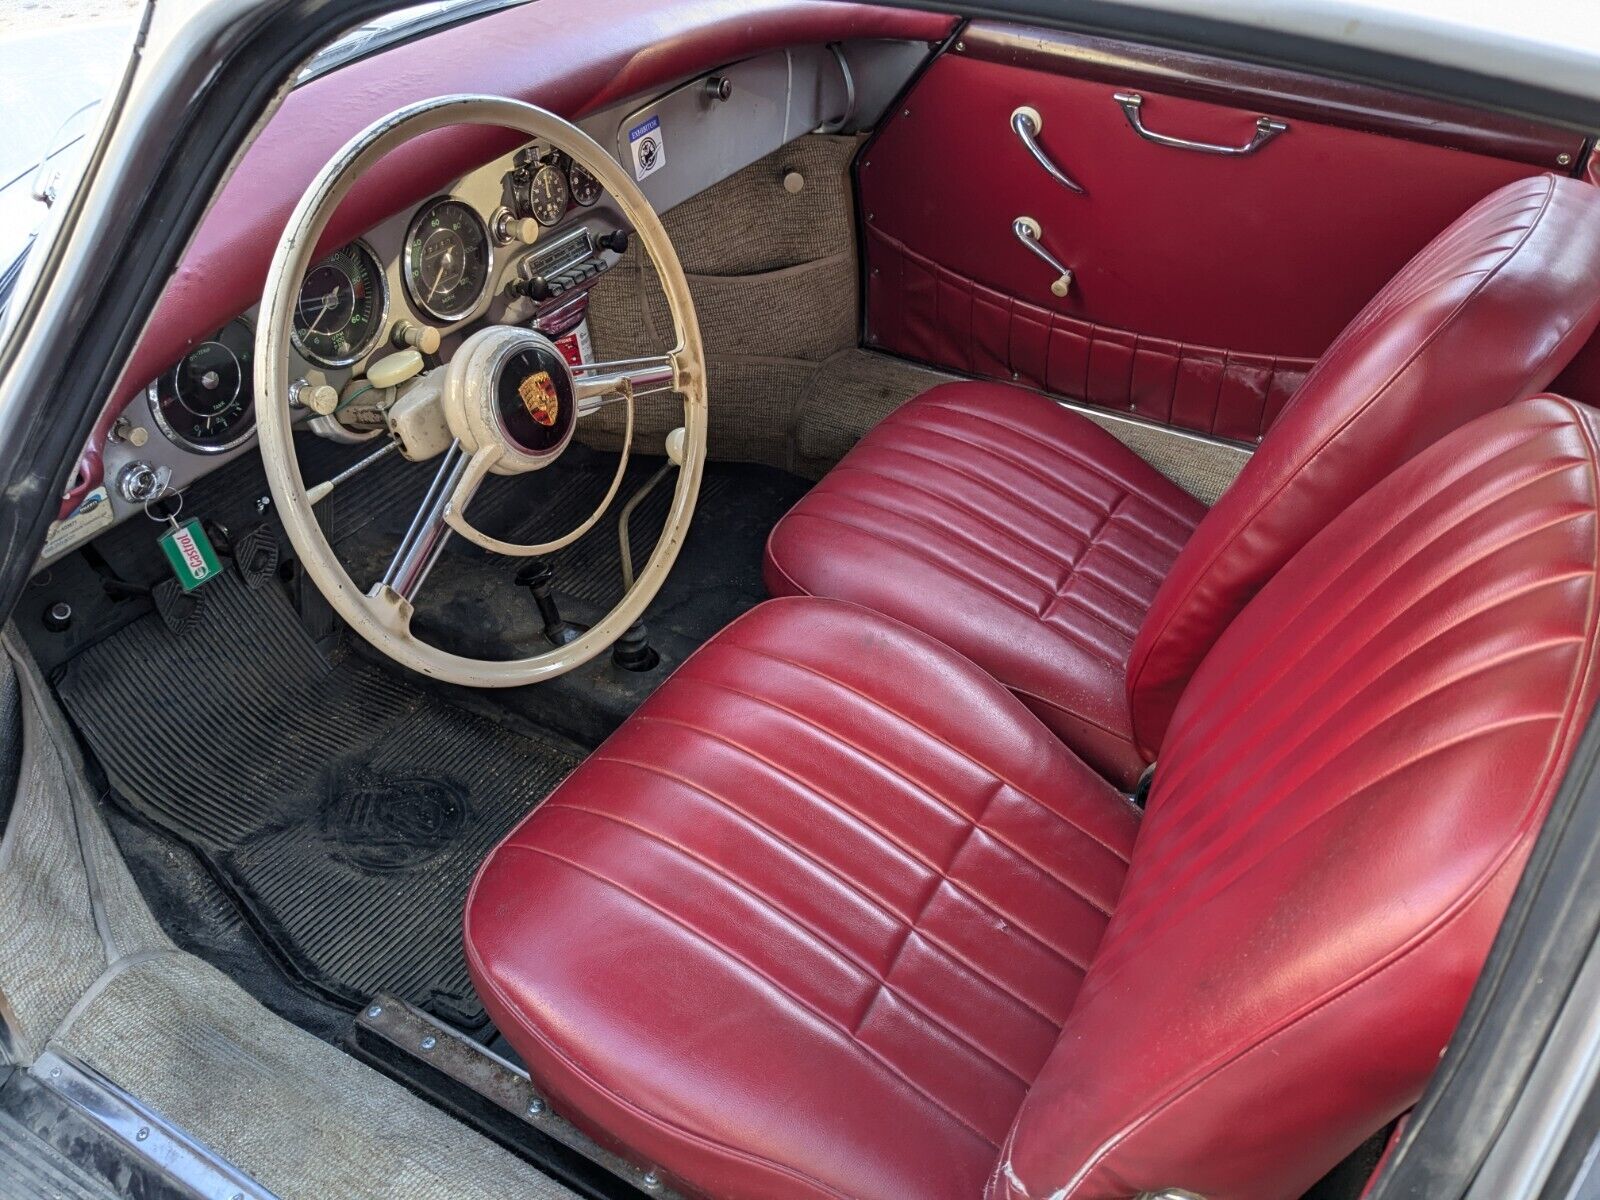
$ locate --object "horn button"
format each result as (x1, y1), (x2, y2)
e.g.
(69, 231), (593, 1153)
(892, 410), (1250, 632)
(442, 327), (578, 471)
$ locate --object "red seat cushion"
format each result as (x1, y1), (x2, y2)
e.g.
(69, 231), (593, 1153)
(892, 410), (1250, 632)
(465, 597), (1140, 1200)
(764, 383), (1205, 789)
(767, 175), (1600, 781)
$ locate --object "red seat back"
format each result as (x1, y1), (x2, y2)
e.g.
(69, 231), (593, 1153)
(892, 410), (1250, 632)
(997, 396), (1600, 1199)
(1128, 176), (1600, 760)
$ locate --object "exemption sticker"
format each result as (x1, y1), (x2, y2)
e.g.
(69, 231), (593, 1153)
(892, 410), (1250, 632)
(627, 115), (666, 181)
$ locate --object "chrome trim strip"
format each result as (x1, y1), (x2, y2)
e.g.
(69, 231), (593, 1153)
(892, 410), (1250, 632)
(1114, 91), (1287, 156)
(30, 1048), (278, 1199)
(357, 996), (680, 1197)
(1056, 394), (1257, 451)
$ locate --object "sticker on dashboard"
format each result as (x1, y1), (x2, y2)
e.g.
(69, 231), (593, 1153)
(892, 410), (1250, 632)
(41, 486), (112, 561)
(627, 115), (666, 181)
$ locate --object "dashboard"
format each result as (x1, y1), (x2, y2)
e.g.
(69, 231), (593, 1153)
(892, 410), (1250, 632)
(38, 31), (938, 567)
(140, 143), (621, 457)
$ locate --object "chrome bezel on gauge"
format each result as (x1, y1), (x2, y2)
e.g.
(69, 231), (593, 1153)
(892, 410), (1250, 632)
(147, 317), (258, 454)
(402, 195), (492, 323)
(289, 238), (389, 369)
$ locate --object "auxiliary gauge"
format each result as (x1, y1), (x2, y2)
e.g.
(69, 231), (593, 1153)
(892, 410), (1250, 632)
(148, 318), (257, 453)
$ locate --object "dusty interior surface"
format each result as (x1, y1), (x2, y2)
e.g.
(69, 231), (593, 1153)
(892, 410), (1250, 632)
(0, 632), (577, 1200)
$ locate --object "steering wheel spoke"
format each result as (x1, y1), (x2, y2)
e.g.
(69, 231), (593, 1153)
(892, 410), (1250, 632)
(381, 440), (472, 603)
(574, 352), (678, 415)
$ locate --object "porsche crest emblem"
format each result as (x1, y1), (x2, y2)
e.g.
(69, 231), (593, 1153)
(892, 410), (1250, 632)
(518, 370), (560, 426)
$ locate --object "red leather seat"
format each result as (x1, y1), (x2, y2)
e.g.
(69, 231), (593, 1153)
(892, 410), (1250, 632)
(766, 174), (1600, 787)
(469, 396), (1600, 1200)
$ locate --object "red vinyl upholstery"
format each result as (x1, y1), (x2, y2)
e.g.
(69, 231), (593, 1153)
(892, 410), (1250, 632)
(998, 397), (1600, 1198)
(469, 395), (1600, 1199)
(1127, 172), (1600, 757)
(769, 174), (1600, 781)
(467, 597), (1142, 1199)
(765, 383), (1205, 788)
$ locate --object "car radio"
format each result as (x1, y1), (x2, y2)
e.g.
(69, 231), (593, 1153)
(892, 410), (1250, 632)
(508, 226), (629, 305)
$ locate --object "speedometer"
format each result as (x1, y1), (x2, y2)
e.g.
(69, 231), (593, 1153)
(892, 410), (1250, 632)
(148, 319), (256, 453)
(291, 241), (386, 368)
(404, 197), (491, 322)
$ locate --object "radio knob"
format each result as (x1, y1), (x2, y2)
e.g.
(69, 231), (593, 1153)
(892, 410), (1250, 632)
(510, 276), (553, 302)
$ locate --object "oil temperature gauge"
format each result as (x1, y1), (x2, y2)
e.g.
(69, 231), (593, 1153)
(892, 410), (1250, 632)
(568, 160), (602, 206)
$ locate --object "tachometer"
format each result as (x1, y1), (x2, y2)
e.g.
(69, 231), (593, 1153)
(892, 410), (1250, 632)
(404, 197), (491, 322)
(149, 319), (256, 453)
(291, 241), (386, 368)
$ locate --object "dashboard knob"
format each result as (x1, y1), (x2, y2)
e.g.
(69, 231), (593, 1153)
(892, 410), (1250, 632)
(510, 276), (553, 302)
(598, 229), (630, 255)
(393, 321), (441, 355)
(289, 378), (340, 416)
(492, 208), (540, 246)
(703, 75), (733, 103)
(43, 601), (72, 633)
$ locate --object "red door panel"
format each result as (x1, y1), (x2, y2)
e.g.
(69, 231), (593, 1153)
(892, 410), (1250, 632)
(859, 27), (1581, 440)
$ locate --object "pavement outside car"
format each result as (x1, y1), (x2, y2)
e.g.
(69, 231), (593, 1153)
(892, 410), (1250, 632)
(0, 0), (140, 268)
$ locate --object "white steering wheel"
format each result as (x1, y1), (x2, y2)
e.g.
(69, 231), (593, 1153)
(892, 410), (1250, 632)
(254, 96), (706, 687)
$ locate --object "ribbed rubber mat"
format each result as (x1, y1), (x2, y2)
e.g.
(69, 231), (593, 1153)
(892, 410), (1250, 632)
(54, 572), (582, 1030)
(0, 1088), (121, 1200)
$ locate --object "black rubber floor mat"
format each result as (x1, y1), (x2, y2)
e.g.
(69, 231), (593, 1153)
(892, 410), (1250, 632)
(54, 571), (583, 1030)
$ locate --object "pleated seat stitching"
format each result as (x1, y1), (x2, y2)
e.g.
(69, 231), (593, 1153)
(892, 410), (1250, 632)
(655, 679), (1123, 919)
(496, 843), (1003, 1149)
(590, 752), (1073, 1025)
(548, 800), (1037, 1087)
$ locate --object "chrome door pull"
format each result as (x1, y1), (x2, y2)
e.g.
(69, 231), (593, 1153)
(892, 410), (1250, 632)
(1011, 106), (1086, 195)
(1113, 92), (1287, 156)
(1013, 217), (1073, 297)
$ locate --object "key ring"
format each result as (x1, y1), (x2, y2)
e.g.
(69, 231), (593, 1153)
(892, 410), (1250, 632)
(143, 487), (183, 524)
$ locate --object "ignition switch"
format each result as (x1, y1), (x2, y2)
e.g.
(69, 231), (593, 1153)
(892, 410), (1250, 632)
(116, 461), (171, 504)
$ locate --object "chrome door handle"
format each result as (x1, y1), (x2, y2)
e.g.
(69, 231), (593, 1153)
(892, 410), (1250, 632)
(1013, 217), (1073, 297)
(1113, 91), (1287, 156)
(1011, 106), (1086, 195)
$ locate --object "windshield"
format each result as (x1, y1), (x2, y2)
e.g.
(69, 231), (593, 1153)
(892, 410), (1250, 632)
(0, 0), (140, 320)
(0, 0), (516, 326)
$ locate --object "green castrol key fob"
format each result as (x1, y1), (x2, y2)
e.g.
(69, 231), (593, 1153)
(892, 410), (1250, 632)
(157, 515), (222, 592)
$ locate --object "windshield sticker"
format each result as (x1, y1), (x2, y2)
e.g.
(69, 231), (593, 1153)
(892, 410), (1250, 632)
(628, 115), (665, 181)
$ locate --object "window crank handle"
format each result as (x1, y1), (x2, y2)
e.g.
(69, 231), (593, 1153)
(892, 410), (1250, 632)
(1012, 217), (1073, 298)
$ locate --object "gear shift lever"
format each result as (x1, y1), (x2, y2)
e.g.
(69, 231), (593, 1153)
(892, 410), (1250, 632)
(515, 559), (587, 646)
(610, 429), (688, 672)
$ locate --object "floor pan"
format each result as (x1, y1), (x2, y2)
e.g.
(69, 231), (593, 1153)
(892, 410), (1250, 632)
(53, 571), (584, 1031)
